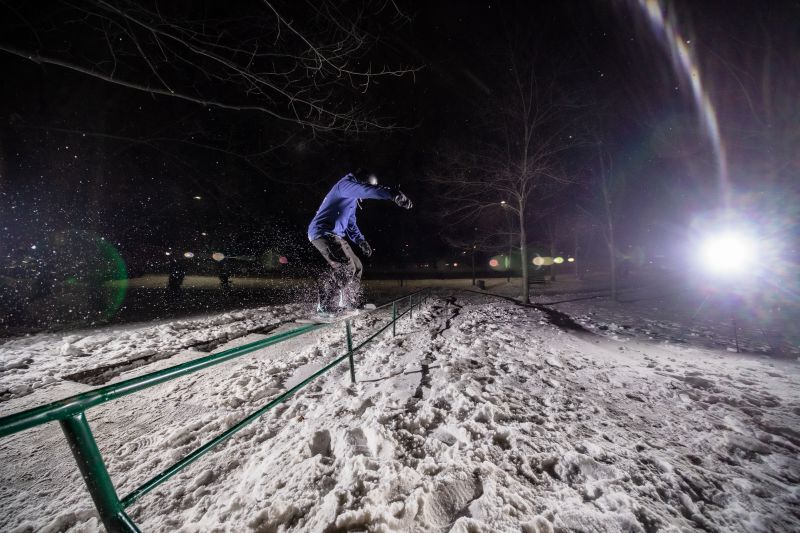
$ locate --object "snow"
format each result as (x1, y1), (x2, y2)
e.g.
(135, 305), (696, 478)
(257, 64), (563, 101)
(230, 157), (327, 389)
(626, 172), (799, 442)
(1, 288), (799, 531)
(0, 304), (304, 402)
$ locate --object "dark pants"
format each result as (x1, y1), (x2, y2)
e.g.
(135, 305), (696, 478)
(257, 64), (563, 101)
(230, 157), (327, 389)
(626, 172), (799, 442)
(311, 235), (363, 312)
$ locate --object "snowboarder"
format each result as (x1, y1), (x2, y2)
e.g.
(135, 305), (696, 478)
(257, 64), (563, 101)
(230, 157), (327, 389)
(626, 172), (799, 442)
(308, 169), (412, 316)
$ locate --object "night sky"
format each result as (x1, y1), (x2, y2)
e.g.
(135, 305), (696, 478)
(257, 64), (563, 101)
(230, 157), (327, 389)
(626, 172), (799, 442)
(1, 0), (797, 273)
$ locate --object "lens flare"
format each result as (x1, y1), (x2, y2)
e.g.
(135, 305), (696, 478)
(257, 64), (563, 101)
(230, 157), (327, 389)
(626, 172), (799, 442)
(700, 232), (756, 275)
(633, 0), (729, 207)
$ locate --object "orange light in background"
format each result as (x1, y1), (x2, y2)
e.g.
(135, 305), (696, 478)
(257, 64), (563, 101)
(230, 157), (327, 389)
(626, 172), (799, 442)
(489, 258), (499, 267)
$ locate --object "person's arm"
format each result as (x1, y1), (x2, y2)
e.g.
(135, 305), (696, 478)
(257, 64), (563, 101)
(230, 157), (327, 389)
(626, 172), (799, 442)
(347, 209), (373, 256)
(337, 175), (394, 200)
(345, 207), (365, 244)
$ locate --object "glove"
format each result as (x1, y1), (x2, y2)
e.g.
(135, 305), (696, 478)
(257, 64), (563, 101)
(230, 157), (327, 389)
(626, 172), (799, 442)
(359, 240), (373, 257)
(394, 191), (413, 209)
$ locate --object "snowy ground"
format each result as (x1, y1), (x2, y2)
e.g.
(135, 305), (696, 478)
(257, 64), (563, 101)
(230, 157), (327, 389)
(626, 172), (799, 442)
(0, 304), (305, 402)
(1, 288), (799, 532)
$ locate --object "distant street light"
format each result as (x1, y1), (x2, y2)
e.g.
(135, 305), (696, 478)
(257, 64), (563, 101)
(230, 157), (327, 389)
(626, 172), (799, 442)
(193, 196), (202, 200)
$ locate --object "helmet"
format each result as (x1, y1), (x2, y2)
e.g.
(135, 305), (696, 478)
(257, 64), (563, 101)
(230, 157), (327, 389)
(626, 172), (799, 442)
(353, 168), (378, 185)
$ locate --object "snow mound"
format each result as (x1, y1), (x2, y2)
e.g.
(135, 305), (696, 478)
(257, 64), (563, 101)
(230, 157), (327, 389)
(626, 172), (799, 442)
(0, 291), (798, 532)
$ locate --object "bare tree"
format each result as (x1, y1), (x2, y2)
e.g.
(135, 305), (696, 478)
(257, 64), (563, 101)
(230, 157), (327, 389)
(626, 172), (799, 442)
(578, 140), (622, 300)
(431, 59), (578, 302)
(0, 1), (419, 137)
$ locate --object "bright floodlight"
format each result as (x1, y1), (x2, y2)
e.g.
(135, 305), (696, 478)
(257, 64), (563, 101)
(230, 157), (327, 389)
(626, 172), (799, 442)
(700, 232), (756, 276)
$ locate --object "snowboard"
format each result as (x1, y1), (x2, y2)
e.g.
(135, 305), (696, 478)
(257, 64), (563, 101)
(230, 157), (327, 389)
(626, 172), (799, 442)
(295, 304), (376, 324)
(296, 309), (360, 324)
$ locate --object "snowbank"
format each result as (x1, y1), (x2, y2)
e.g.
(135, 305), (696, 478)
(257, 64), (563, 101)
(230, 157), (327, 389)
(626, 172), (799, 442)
(0, 304), (303, 403)
(0, 291), (798, 531)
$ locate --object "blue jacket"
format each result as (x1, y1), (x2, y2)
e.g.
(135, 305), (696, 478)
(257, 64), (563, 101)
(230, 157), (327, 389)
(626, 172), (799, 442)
(307, 173), (394, 243)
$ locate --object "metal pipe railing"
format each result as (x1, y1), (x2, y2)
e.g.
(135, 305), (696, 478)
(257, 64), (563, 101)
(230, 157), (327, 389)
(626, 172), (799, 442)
(0, 323), (325, 438)
(0, 287), (431, 532)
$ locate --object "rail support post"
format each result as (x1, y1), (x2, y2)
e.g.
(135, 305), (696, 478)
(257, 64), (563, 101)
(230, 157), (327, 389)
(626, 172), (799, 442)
(346, 320), (355, 384)
(392, 302), (397, 337)
(60, 412), (140, 533)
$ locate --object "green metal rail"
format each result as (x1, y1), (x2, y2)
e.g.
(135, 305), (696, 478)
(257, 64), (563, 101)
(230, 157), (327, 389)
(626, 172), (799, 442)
(0, 288), (431, 532)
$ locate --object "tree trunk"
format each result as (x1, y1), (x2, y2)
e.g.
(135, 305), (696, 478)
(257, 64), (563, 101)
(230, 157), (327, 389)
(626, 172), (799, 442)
(601, 180), (617, 301)
(573, 228), (580, 279)
(605, 219), (617, 301)
(506, 210), (513, 283)
(608, 240), (617, 300)
(471, 248), (476, 286)
(507, 238), (512, 283)
(519, 208), (529, 303)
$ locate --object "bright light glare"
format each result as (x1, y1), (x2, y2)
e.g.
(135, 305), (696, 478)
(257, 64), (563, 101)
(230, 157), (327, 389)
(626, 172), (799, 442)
(700, 232), (756, 275)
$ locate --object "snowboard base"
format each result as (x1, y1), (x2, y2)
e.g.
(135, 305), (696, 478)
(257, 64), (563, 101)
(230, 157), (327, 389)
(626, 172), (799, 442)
(295, 306), (373, 324)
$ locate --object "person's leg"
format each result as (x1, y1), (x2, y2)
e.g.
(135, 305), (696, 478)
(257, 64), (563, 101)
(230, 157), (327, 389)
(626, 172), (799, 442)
(311, 236), (348, 312)
(333, 236), (363, 309)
